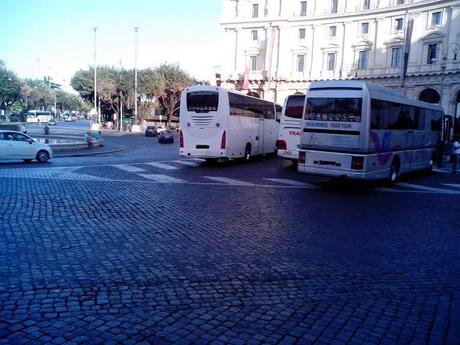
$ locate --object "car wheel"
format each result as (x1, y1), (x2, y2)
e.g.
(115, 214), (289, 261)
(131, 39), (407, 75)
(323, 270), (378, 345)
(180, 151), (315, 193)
(36, 150), (50, 163)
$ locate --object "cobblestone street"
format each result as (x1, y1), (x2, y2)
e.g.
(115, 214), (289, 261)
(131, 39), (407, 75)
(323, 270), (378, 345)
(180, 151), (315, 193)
(1, 147), (460, 344)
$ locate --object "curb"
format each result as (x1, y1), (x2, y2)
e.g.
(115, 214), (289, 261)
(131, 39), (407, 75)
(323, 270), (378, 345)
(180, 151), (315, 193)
(53, 146), (126, 158)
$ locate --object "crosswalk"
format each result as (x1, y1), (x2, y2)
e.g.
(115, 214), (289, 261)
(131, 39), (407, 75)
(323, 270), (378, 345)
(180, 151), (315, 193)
(2, 158), (460, 194)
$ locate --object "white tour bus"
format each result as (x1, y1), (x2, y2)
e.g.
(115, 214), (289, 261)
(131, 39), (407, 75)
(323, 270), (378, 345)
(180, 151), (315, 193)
(277, 93), (305, 163)
(179, 85), (281, 161)
(26, 110), (53, 123)
(298, 80), (444, 182)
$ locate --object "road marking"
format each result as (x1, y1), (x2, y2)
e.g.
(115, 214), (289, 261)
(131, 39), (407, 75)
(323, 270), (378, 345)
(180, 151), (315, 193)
(114, 164), (146, 173)
(203, 176), (254, 186)
(442, 183), (460, 189)
(138, 174), (186, 183)
(173, 160), (201, 167)
(433, 168), (453, 174)
(397, 182), (459, 194)
(144, 162), (178, 170)
(264, 178), (316, 187)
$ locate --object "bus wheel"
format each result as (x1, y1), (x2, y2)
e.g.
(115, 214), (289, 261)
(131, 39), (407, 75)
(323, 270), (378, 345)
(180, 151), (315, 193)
(428, 153), (436, 172)
(388, 158), (400, 184)
(244, 144), (252, 161)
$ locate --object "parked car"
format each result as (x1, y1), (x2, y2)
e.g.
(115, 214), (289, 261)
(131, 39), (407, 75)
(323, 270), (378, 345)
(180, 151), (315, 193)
(48, 119), (57, 126)
(0, 130), (53, 163)
(158, 130), (174, 144)
(145, 126), (158, 137)
(157, 126), (168, 134)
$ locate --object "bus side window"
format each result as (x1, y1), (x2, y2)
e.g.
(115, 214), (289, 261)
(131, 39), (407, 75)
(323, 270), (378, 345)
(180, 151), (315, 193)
(415, 108), (426, 130)
(431, 110), (442, 131)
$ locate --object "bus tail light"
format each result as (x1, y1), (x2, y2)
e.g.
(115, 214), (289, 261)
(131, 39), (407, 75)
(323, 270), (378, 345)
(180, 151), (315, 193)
(298, 151), (306, 164)
(277, 140), (287, 150)
(351, 156), (364, 170)
(220, 131), (226, 149)
(179, 130), (184, 148)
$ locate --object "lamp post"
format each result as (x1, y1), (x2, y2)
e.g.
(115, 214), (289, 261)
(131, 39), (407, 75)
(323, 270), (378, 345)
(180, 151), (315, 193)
(93, 27), (98, 123)
(134, 27), (139, 123)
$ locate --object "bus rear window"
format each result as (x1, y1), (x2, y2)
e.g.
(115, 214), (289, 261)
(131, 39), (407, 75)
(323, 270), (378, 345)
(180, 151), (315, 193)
(285, 95), (305, 119)
(305, 98), (362, 122)
(187, 91), (219, 113)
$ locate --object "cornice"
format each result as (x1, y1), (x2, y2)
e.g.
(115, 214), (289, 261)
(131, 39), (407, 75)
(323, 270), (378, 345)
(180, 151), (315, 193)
(221, 0), (458, 27)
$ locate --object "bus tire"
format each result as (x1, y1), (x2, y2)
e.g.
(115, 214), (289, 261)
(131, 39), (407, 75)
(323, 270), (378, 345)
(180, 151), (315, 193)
(388, 157), (400, 184)
(244, 144), (252, 161)
(36, 150), (50, 163)
(428, 152), (436, 172)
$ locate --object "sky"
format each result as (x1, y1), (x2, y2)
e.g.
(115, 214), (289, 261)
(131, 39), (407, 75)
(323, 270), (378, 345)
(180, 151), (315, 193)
(0, 0), (223, 91)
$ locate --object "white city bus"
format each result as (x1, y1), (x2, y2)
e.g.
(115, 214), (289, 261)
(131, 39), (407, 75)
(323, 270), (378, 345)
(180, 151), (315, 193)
(26, 110), (53, 123)
(277, 93), (305, 163)
(298, 81), (444, 182)
(179, 85), (280, 161)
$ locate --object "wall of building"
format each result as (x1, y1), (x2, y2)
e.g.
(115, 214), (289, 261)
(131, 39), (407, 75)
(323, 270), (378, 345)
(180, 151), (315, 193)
(220, 0), (460, 116)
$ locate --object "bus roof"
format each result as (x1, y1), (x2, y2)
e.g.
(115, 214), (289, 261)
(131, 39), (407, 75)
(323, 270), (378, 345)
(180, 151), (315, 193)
(184, 85), (277, 104)
(308, 80), (443, 111)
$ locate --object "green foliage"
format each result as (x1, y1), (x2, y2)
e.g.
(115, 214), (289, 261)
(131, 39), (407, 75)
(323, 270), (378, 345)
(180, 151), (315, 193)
(0, 68), (21, 110)
(70, 63), (196, 122)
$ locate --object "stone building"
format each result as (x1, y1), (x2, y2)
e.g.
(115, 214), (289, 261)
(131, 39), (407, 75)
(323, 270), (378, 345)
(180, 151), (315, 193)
(220, 0), (460, 117)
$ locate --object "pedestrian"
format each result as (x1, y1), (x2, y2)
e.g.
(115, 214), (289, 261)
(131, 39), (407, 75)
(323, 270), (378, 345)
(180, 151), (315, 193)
(451, 137), (460, 175)
(44, 125), (50, 135)
(85, 131), (95, 149)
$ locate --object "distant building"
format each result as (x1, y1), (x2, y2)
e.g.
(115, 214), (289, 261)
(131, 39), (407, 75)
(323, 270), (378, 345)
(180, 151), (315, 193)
(220, 0), (460, 117)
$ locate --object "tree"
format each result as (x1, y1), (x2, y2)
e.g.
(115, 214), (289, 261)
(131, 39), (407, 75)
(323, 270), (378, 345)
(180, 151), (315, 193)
(19, 79), (53, 111)
(0, 68), (21, 111)
(154, 63), (195, 124)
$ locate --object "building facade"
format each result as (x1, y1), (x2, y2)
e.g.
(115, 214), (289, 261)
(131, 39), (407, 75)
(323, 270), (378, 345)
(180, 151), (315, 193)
(220, 0), (460, 117)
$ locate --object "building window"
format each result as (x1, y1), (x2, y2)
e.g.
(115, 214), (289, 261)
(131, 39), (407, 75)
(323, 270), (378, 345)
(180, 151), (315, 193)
(251, 30), (258, 41)
(363, 0), (370, 9)
(327, 53), (336, 70)
(394, 18), (403, 31)
(329, 25), (337, 38)
(427, 43), (438, 64)
(249, 55), (258, 70)
(391, 47), (401, 68)
(300, 1), (307, 16)
(331, 0), (338, 14)
(361, 22), (369, 35)
(358, 50), (368, 69)
(296, 55), (305, 72)
(299, 28), (306, 40)
(252, 3), (259, 18)
(431, 12), (441, 26)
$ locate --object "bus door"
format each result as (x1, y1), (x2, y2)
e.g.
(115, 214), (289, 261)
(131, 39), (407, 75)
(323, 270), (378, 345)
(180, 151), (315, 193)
(405, 130), (415, 170)
(257, 118), (264, 154)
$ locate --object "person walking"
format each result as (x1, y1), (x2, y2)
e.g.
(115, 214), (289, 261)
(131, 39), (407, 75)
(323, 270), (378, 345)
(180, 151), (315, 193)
(451, 137), (460, 175)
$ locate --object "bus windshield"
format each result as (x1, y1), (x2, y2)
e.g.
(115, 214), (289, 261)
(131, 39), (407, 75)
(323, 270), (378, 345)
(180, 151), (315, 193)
(305, 98), (362, 122)
(284, 95), (304, 119)
(186, 91), (219, 113)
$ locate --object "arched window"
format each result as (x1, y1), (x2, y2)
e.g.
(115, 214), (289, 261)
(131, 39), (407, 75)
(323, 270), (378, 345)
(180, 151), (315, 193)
(419, 88), (440, 104)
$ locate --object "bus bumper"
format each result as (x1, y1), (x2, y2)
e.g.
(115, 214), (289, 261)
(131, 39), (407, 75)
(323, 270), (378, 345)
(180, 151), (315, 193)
(278, 149), (298, 161)
(180, 149), (227, 158)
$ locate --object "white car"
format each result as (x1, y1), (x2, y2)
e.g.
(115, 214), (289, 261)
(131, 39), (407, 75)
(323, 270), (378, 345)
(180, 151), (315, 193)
(0, 130), (53, 163)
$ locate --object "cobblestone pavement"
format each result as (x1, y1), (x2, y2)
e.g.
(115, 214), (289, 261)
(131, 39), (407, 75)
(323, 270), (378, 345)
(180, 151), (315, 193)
(1, 156), (460, 344)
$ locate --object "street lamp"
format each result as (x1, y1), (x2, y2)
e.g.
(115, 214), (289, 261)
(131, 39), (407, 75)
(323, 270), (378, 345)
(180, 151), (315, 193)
(93, 27), (98, 123)
(134, 27), (139, 123)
